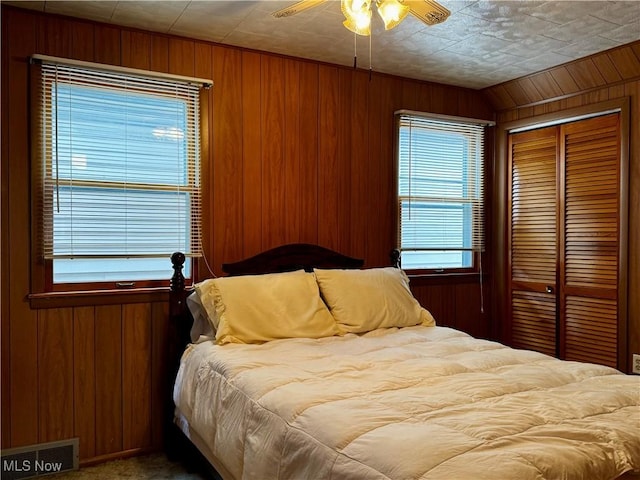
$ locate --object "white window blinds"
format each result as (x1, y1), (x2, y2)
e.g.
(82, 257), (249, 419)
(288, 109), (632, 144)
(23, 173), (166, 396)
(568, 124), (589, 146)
(397, 113), (488, 269)
(35, 57), (205, 282)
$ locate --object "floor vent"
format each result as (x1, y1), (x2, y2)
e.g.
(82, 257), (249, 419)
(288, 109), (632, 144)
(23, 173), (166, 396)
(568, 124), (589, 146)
(1, 439), (78, 480)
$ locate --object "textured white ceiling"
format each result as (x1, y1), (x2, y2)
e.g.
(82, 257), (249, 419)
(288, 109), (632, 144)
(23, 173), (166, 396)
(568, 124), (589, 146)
(5, 0), (640, 89)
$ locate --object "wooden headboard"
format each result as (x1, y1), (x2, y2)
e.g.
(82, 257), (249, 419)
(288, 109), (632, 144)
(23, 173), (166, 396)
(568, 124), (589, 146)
(170, 243), (364, 319)
(167, 243), (364, 359)
(221, 243), (365, 275)
(167, 244), (402, 349)
(165, 244), (365, 451)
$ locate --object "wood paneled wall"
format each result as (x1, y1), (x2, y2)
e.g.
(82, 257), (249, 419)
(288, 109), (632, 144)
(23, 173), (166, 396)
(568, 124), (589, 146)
(1, 6), (494, 462)
(483, 41), (640, 111)
(485, 43), (640, 373)
(411, 277), (491, 340)
(30, 302), (169, 461)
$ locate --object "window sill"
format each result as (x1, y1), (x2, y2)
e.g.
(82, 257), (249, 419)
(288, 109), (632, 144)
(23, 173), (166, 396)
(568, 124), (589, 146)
(29, 287), (170, 309)
(406, 272), (486, 286)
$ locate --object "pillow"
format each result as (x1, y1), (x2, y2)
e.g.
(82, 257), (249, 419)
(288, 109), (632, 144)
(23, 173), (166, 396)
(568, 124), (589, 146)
(201, 269), (340, 345)
(314, 267), (435, 333)
(187, 286), (217, 343)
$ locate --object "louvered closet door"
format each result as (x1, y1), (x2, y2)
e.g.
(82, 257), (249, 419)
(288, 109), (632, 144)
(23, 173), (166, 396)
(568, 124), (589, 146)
(508, 127), (558, 357)
(560, 114), (620, 367)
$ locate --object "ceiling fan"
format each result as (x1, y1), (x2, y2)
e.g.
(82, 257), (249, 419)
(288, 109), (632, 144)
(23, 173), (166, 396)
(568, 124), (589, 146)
(272, 0), (451, 36)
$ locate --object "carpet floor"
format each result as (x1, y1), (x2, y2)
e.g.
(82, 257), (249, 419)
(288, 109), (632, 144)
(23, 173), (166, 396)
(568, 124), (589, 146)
(48, 454), (207, 480)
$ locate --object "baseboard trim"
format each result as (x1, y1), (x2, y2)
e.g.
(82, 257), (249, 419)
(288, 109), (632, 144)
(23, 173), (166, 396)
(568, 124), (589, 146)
(79, 447), (156, 468)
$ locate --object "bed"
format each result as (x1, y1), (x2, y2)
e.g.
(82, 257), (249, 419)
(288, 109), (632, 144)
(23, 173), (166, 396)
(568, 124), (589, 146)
(168, 243), (640, 480)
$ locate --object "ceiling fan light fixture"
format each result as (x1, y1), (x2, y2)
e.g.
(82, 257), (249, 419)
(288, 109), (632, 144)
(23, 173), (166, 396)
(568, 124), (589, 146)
(341, 0), (372, 36)
(342, 17), (372, 36)
(376, 0), (409, 30)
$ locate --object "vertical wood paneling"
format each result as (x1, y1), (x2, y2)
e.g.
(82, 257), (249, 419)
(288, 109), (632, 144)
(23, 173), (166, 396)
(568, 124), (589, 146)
(195, 42), (213, 279)
(261, 56), (287, 249)
(349, 70), (370, 261)
(73, 306), (96, 459)
(121, 31), (151, 70)
(122, 304), (152, 450)
(150, 302), (170, 450)
(93, 25), (121, 65)
(373, 75), (397, 266)
(242, 51), (263, 258)
(1, 9), (11, 449)
(455, 283), (487, 339)
(411, 284), (455, 327)
(169, 38), (194, 76)
(70, 20), (94, 62)
(336, 69), (353, 254)
(284, 59), (302, 243)
(213, 46), (244, 270)
(38, 308), (74, 443)
(366, 74), (383, 265)
(194, 41), (213, 86)
(625, 81), (640, 371)
(298, 62), (319, 244)
(401, 79), (418, 111)
(416, 82), (432, 111)
(412, 282), (486, 334)
(150, 36), (169, 73)
(94, 305), (123, 456)
(37, 15), (71, 57)
(429, 83), (447, 114)
(317, 65), (341, 251)
(7, 7), (39, 448)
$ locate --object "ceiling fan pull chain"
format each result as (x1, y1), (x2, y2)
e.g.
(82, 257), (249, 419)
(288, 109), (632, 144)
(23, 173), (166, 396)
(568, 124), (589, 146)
(369, 29), (372, 81)
(353, 30), (357, 69)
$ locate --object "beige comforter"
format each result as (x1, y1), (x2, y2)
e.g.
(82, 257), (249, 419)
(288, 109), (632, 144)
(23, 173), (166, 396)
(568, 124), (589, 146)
(174, 326), (640, 480)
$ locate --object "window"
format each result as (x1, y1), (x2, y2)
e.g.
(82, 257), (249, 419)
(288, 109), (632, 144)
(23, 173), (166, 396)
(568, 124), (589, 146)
(396, 112), (489, 271)
(34, 57), (206, 288)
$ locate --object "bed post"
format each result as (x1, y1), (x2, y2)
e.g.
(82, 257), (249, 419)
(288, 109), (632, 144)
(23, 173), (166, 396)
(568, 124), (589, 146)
(170, 252), (187, 315)
(390, 249), (401, 268)
(166, 252), (191, 459)
(167, 253), (222, 476)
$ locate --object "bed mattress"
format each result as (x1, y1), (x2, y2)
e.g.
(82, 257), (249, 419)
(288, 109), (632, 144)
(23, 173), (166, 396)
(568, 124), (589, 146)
(174, 325), (640, 480)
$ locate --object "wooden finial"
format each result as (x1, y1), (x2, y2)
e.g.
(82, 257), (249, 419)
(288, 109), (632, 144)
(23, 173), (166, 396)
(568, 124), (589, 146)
(170, 252), (186, 292)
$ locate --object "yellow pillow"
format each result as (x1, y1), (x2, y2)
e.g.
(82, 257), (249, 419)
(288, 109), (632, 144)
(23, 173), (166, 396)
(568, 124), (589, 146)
(193, 279), (221, 335)
(314, 267), (435, 333)
(199, 270), (340, 345)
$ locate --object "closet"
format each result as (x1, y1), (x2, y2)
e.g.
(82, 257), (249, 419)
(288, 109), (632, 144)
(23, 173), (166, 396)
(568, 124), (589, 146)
(507, 113), (625, 369)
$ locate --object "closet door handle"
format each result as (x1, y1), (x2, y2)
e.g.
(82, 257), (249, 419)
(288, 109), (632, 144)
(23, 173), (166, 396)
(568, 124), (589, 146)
(545, 286), (554, 294)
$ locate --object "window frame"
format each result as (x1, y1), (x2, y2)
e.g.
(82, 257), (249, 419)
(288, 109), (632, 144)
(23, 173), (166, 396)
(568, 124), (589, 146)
(394, 111), (492, 276)
(29, 55), (211, 297)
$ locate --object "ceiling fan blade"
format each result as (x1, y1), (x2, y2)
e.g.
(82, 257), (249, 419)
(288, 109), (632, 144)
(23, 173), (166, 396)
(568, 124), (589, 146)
(403, 0), (451, 26)
(272, 0), (329, 18)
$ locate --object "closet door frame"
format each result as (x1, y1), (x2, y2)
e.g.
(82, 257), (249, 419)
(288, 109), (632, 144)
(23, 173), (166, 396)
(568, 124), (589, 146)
(494, 97), (630, 371)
